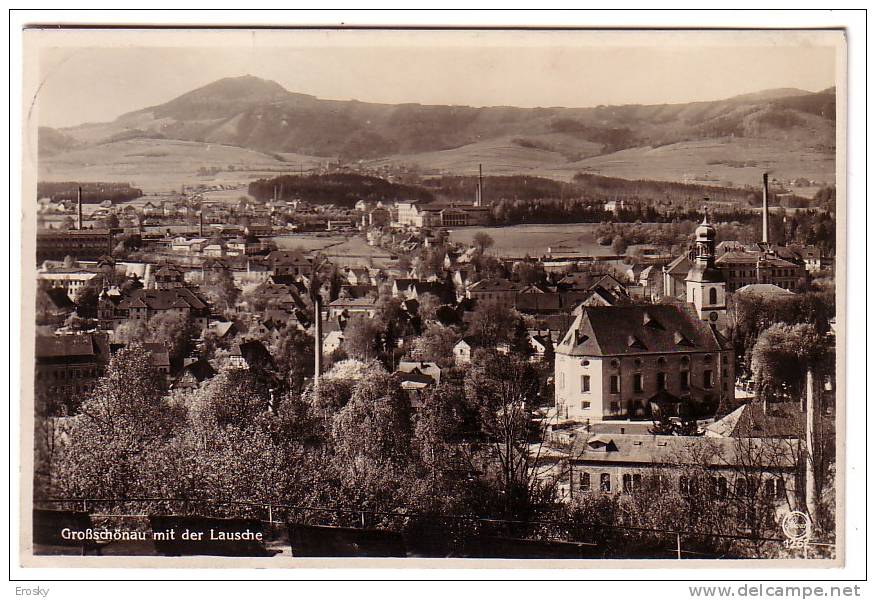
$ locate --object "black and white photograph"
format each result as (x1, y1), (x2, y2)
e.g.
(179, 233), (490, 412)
(15, 21), (852, 575)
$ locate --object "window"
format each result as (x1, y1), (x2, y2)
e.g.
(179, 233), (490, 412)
(704, 370), (713, 388)
(656, 357), (666, 367)
(679, 476), (689, 495)
(680, 371), (690, 391)
(735, 478), (748, 498)
(711, 476), (728, 499)
(600, 473), (611, 492)
(579, 472), (591, 493)
(633, 373), (643, 393)
(610, 375), (620, 394)
(580, 375), (590, 393)
(681, 356), (690, 367)
(776, 477), (786, 498)
(610, 401), (620, 412)
(581, 401), (591, 410)
(623, 474), (633, 493)
(657, 372), (667, 391)
(709, 288), (718, 305)
(610, 359), (619, 369)
(633, 474), (642, 491)
(764, 479), (775, 499)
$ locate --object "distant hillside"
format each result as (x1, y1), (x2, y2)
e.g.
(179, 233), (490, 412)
(41, 75), (837, 192)
(38, 127), (80, 156)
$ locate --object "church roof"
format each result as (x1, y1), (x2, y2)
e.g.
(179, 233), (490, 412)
(557, 305), (729, 357)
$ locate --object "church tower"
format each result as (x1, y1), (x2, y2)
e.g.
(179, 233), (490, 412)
(685, 210), (726, 323)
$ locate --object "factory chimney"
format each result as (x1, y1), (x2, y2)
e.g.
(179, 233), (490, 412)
(478, 163), (484, 207)
(77, 186), (83, 230)
(762, 172), (770, 246)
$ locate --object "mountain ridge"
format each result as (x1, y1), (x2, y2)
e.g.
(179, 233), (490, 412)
(39, 75), (836, 190)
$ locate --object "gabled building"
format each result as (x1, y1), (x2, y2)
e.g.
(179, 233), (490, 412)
(98, 286), (211, 331)
(554, 304), (734, 422)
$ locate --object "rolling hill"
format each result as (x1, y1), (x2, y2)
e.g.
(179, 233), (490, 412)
(39, 75), (836, 192)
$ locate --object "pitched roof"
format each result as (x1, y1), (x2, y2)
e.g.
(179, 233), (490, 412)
(557, 305), (728, 357)
(569, 433), (799, 469)
(665, 254), (691, 275)
(705, 403), (802, 439)
(468, 279), (520, 293)
(119, 287), (209, 311)
(736, 284), (795, 297)
(35, 333), (108, 360)
(716, 251), (759, 265)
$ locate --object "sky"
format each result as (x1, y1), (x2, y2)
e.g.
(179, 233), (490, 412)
(30, 29), (840, 129)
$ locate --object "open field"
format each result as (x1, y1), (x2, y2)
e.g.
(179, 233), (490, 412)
(369, 136), (835, 193)
(367, 134), (603, 177)
(559, 138), (836, 193)
(448, 223), (615, 258)
(37, 138), (324, 195)
(272, 233), (395, 267)
(271, 233), (349, 252)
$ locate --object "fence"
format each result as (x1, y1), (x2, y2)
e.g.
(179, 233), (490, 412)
(35, 496), (835, 559)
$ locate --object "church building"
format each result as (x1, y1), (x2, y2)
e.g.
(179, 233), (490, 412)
(554, 213), (734, 422)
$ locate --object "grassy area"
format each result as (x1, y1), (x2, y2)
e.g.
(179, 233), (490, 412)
(38, 138), (323, 195)
(448, 223), (615, 258)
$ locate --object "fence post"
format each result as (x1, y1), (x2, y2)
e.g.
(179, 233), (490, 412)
(361, 511), (366, 528)
(676, 532), (682, 560)
(267, 504), (273, 524)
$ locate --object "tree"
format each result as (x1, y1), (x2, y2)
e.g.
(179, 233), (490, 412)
(467, 300), (518, 348)
(751, 323), (833, 402)
(193, 368), (275, 430)
(148, 312), (197, 366)
(464, 352), (553, 520)
(201, 268), (239, 313)
(416, 292), (443, 325)
(408, 323), (460, 368)
(472, 232), (495, 254)
(513, 261), (546, 285)
(341, 316), (385, 362)
(274, 326), (315, 394)
(52, 344), (183, 500)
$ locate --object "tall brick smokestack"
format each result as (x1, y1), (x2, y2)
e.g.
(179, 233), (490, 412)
(77, 186), (83, 230)
(762, 173), (770, 245)
(479, 163), (484, 206)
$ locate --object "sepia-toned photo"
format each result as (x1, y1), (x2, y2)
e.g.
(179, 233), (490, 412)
(19, 26), (846, 567)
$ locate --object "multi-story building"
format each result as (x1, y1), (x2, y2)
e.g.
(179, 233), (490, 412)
(555, 214), (735, 423)
(34, 332), (111, 414)
(98, 286), (211, 330)
(554, 304), (735, 422)
(36, 269), (101, 300)
(566, 433), (799, 509)
(36, 229), (114, 262)
(465, 278), (521, 309)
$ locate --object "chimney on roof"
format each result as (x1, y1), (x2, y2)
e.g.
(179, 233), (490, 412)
(762, 172), (770, 246)
(77, 186), (83, 230)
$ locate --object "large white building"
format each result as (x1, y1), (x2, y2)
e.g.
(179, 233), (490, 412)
(554, 214), (734, 423)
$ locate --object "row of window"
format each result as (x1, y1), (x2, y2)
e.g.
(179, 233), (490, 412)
(44, 368), (100, 380)
(579, 472), (786, 499)
(575, 371), (709, 394)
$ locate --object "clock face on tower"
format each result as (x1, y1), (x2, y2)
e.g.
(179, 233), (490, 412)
(709, 311), (719, 322)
